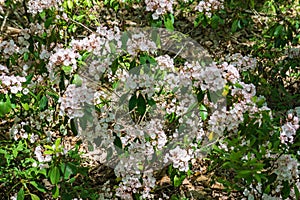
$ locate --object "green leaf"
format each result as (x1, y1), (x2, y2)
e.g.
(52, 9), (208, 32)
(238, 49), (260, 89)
(30, 194), (40, 200)
(17, 188), (24, 200)
(170, 194), (179, 200)
(137, 94), (146, 116)
(49, 166), (60, 185)
(274, 25), (284, 37)
(237, 170), (252, 178)
(199, 104), (208, 120)
(44, 145), (53, 150)
(74, 15), (85, 21)
(44, 150), (54, 155)
(113, 134), (122, 150)
(173, 174), (185, 187)
(67, 0), (73, 9)
(85, 0), (93, 7)
(194, 14), (204, 28)
(264, 184), (271, 194)
(128, 94), (137, 112)
(231, 19), (239, 33)
(0, 99), (12, 117)
(44, 17), (53, 29)
(24, 52), (29, 61)
(70, 118), (78, 136)
(121, 32), (129, 50)
(72, 74), (83, 86)
(21, 103), (30, 111)
(164, 14), (174, 31)
(60, 163), (74, 179)
(211, 15), (219, 29)
(52, 185), (59, 198)
(39, 96), (48, 111)
(62, 66), (73, 74)
(294, 184), (300, 200)
(30, 181), (47, 193)
(55, 138), (61, 149)
(282, 180), (290, 199)
(254, 173), (261, 183)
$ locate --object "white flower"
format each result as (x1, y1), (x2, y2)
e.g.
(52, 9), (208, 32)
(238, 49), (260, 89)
(10, 86), (20, 94)
(165, 146), (191, 172)
(22, 88), (29, 95)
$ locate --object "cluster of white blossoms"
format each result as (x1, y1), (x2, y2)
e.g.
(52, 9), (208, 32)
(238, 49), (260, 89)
(195, 0), (224, 18)
(115, 173), (156, 199)
(244, 154), (299, 199)
(46, 24), (298, 199)
(58, 84), (94, 119)
(121, 70), (156, 96)
(145, 0), (174, 20)
(34, 146), (52, 163)
(274, 154), (299, 183)
(164, 146), (192, 172)
(0, 24), (49, 63)
(0, 40), (19, 58)
(27, 0), (63, 14)
(144, 119), (168, 150)
(208, 77), (270, 136)
(0, 65), (26, 94)
(280, 113), (299, 145)
(70, 25), (122, 54)
(219, 61), (240, 84)
(48, 47), (80, 74)
(225, 53), (257, 72)
(181, 61), (226, 92)
(126, 32), (157, 56)
(198, 63), (226, 91)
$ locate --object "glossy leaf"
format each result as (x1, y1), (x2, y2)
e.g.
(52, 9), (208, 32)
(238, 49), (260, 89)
(49, 166), (60, 185)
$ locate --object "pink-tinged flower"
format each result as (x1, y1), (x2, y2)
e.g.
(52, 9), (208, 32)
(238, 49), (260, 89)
(145, 0), (174, 20)
(165, 146), (191, 172)
(0, 64), (9, 73)
(195, 0), (224, 18)
(27, 0), (63, 15)
(280, 122), (297, 145)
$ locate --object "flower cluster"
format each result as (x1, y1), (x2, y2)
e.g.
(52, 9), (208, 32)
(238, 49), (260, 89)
(243, 154), (299, 199)
(180, 61), (227, 92)
(164, 146), (192, 172)
(0, 66), (26, 94)
(58, 84), (94, 119)
(10, 120), (37, 142)
(195, 0), (224, 18)
(0, 40), (19, 58)
(48, 47), (80, 74)
(274, 154), (299, 183)
(198, 63), (226, 91)
(115, 172), (156, 199)
(34, 145), (52, 164)
(27, 0), (63, 15)
(68, 25), (122, 83)
(224, 53), (257, 72)
(219, 61), (240, 84)
(280, 113), (299, 145)
(144, 119), (168, 150)
(121, 69), (157, 96)
(145, 0), (174, 20)
(126, 32), (157, 56)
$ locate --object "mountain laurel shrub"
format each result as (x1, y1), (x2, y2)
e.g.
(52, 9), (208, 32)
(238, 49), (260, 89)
(0, 0), (299, 199)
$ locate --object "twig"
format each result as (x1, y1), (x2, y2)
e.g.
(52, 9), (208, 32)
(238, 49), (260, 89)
(68, 18), (95, 33)
(0, 10), (9, 32)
